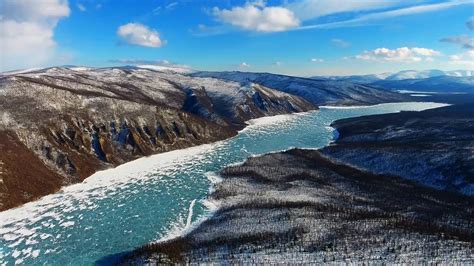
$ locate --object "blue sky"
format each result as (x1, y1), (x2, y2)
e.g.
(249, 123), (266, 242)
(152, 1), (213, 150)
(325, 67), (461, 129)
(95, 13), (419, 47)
(1, 0), (473, 75)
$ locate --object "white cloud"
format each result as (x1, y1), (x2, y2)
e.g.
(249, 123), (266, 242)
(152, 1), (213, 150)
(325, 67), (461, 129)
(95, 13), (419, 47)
(331, 38), (350, 48)
(287, 0), (402, 21)
(1, 20), (55, 54)
(166, 2), (178, 10)
(467, 17), (474, 30)
(355, 47), (441, 63)
(2, 0), (70, 21)
(207, 0), (472, 33)
(212, 1), (299, 32)
(410, 47), (441, 56)
(297, 0), (473, 30)
(152, 6), (162, 14)
(274, 61), (283, 66)
(449, 50), (474, 67)
(441, 35), (474, 49)
(153, 1), (178, 14)
(360, 0), (471, 20)
(0, 0), (70, 71)
(77, 3), (86, 12)
(117, 23), (164, 48)
(239, 62), (251, 68)
(311, 58), (324, 62)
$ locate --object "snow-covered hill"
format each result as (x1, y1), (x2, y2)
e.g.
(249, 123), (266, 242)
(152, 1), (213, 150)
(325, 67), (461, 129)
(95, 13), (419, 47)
(372, 76), (474, 93)
(193, 71), (408, 106)
(0, 66), (314, 210)
(313, 69), (473, 82)
(385, 69), (473, 80)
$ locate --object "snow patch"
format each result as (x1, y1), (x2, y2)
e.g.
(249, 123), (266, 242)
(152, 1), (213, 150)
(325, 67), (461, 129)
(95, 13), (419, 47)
(185, 199), (196, 229)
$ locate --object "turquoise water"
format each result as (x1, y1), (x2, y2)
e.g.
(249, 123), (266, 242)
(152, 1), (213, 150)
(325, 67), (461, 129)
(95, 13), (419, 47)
(0, 102), (447, 265)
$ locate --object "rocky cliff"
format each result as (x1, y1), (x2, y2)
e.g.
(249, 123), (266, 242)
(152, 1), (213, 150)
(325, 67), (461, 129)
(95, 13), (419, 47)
(0, 66), (315, 210)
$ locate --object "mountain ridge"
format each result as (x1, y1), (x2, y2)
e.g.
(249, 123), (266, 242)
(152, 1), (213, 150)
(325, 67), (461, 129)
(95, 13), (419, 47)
(311, 69), (474, 93)
(0, 66), (316, 210)
(192, 71), (408, 106)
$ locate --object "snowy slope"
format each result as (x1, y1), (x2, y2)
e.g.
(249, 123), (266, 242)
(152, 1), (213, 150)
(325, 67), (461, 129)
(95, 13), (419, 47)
(193, 71), (408, 106)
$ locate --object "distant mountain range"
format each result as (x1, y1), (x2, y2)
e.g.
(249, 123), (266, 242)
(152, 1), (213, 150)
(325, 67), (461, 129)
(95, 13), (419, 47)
(313, 69), (473, 82)
(312, 70), (474, 93)
(372, 76), (474, 93)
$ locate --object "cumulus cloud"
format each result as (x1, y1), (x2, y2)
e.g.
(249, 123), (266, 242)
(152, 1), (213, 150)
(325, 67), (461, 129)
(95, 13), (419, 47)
(331, 38), (350, 48)
(117, 23), (164, 47)
(449, 50), (474, 67)
(467, 17), (474, 30)
(0, 0), (70, 70)
(273, 61), (283, 66)
(355, 47), (441, 63)
(440, 35), (474, 49)
(311, 58), (324, 62)
(212, 1), (299, 32)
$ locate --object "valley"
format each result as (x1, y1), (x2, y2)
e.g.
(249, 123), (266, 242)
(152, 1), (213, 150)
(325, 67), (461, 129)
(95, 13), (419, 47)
(0, 102), (444, 265)
(120, 104), (474, 264)
(2, 1), (473, 264)
(0, 66), (317, 210)
(0, 67), (472, 265)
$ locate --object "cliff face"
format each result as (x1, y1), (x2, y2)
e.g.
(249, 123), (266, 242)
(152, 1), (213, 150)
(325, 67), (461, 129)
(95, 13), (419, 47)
(0, 66), (315, 210)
